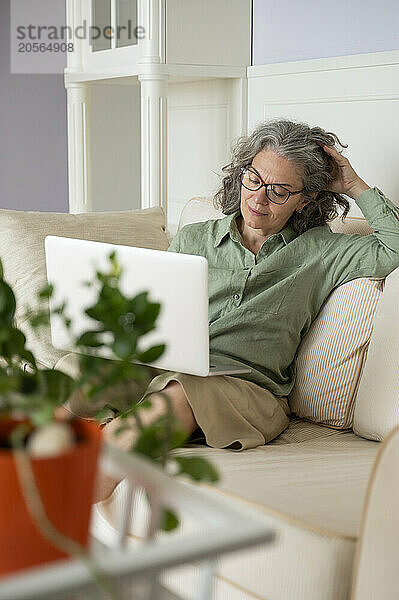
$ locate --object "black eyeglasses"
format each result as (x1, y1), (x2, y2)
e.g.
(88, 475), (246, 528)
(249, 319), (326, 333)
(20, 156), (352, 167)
(240, 166), (304, 205)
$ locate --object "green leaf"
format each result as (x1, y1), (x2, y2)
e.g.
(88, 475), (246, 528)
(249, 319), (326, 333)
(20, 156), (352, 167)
(111, 332), (138, 360)
(20, 349), (37, 369)
(108, 251), (122, 278)
(53, 302), (67, 315)
(173, 456), (219, 483)
(37, 369), (74, 405)
(160, 508), (179, 532)
(19, 372), (39, 395)
(29, 402), (56, 428)
(133, 423), (164, 459)
(170, 429), (189, 449)
(85, 306), (103, 322)
(130, 292), (149, 315)
(0, 372), (20, 396)
(29, 310), (50, 329)
(136, 344), (166, 363)
(0, 327), (27, 360)
(121, 398), (152, 417)
(133, 416), (189, 460)
(0, 281), (16, 325)
(134, 303), (161, 334)
(38, 283), (54, 299)
(76, 330), (104, 348)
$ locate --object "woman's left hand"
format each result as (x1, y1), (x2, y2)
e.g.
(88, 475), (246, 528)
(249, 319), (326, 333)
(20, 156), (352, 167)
(319, 144), (370, 199)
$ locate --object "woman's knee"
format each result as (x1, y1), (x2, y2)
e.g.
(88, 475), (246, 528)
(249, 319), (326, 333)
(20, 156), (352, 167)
(150, 380), (197, 434)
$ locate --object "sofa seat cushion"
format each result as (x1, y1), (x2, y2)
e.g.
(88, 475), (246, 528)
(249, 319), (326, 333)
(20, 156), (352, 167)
(186, 423), (378, 538)
(93, 420), (380, 600)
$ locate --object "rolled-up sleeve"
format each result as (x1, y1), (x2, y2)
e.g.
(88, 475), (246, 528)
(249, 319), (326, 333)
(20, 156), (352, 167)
(323, 187), (399, 286)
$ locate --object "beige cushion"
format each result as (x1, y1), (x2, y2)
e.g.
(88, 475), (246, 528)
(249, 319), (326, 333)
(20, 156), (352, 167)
(93, 419), (379, 600)
(0, 207), (169, 369)
(290, 278), (384, 428)
(329, 216), (373, 236)
(178, 197), (224, 229)
(354, 266), (399, 441)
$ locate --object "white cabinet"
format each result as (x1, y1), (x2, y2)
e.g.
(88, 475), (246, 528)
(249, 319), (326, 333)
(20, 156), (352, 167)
(65, 0), (251, 231)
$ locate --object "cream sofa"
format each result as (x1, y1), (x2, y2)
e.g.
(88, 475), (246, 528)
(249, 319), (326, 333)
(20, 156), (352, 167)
(95, 198), (399, 600)
(1, 201), (398, 600)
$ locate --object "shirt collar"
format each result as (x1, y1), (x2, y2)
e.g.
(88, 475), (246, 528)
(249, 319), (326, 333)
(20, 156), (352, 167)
(213, 211), (298, 248)
(213, 212), (240, 248)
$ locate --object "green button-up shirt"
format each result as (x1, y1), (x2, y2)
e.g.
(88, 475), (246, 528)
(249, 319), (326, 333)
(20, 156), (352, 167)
(168, 188), (399, 396)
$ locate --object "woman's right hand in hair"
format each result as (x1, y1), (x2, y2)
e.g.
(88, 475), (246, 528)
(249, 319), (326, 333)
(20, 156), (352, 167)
(318, 144), (370, 199)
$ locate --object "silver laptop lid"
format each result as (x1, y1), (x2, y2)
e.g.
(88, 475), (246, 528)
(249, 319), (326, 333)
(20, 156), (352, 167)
(45, 236), (210, 376)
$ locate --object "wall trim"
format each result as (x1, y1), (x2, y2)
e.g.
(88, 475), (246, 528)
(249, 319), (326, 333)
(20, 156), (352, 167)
(261, 95), (399, 108)
(247, 48), (399, 220)
(247, 49), (399, 78)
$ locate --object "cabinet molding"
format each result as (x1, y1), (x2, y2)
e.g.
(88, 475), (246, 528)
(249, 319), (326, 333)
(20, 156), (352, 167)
(64, 1), (251, 216)
(66, 83), (91, 213)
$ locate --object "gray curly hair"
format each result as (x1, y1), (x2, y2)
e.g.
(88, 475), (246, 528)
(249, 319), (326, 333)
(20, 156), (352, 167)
(213, 118), (350, 234)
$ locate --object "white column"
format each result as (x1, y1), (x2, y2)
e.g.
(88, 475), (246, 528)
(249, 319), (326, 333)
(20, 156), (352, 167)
(110, 0), (117, 50)
(138, 0), (166, 64)
(231, 76), (248, 137)
(66, 83), (91, 213)
(65, 0), (83, 73)
(138, 73), (168, 212)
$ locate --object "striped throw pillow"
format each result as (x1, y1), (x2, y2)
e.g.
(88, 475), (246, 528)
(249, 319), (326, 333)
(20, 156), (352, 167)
(289, 278), (384, 429)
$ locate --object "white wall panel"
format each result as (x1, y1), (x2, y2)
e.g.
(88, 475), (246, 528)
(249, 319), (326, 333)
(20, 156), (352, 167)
(248, 51), (399, 216)
(90, 83), (141, 212)
(167, 79), (242, 232)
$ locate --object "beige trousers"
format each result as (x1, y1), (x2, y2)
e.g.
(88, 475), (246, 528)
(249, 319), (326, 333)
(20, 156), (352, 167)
(57, 353), (290, 451)
(141, 371), (290, 451)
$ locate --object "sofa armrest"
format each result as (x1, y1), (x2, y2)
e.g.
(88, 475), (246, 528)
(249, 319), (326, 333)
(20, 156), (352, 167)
(353, 265), (399, 440)
(351, 425), (399, 599)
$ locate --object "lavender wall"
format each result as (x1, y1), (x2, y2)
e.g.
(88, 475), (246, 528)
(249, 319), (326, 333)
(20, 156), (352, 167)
(0, 0), (68, 212)
(253, 0), (399, 65)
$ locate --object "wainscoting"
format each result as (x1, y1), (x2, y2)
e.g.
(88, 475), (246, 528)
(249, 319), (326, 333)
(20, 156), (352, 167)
(247, 49), (399, 216)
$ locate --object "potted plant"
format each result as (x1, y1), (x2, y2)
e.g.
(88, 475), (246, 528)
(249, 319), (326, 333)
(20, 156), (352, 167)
(0, 251), (218, 578)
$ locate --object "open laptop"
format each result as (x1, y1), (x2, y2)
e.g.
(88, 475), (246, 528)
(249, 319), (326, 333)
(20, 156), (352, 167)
(45, 236), (251, 378)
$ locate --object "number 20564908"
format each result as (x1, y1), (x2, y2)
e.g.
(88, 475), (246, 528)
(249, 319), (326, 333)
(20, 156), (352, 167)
(18, 42), (74, 53)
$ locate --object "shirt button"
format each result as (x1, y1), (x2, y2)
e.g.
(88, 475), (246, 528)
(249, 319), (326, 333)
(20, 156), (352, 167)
(233, 294), (240, 301)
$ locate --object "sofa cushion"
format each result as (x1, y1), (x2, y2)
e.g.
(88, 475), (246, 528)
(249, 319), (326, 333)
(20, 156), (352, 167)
(0, 207), (169, 369)
(178, 197), (224, 230)
(354, 266), (399, 441)
(93, 419), (380, 600)
(289, 277), (384, 428)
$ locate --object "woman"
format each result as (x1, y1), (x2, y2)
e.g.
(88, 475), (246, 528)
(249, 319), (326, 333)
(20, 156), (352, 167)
(98, 118), (399, 500)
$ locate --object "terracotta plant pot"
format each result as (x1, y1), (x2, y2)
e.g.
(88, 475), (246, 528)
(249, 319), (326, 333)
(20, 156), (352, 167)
(0, 418), (102, 576)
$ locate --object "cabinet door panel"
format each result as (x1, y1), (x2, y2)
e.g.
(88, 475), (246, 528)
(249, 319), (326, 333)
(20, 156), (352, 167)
(82, 0), (139, 69)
